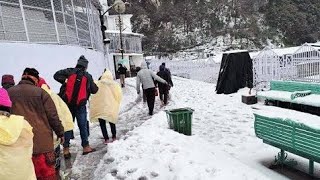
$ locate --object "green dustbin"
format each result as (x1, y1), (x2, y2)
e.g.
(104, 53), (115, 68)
(165, 108), (194, 136)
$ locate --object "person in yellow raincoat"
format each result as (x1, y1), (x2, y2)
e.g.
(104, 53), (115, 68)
(90, 69), (122, 144)
(0, 88), (36, 180)
(38, 77), (74, 177)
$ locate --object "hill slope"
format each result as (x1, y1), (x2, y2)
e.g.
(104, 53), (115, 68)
(112, 0), (320, 53)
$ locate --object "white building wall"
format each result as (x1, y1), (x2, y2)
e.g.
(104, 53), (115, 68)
(131, 55), (144, 67)
(0, 42), (107, 92)
(106, 15), (133, 33)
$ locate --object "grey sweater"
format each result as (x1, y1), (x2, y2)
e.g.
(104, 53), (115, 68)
(136, 62), (167, 93)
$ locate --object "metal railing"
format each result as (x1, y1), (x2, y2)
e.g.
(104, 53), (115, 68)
(253, 44), (320, 89)
(107, 32), (142, 54)
(0, 0), (103, 51)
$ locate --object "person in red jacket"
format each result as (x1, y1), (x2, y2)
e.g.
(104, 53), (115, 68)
(54, 55), (98, 158)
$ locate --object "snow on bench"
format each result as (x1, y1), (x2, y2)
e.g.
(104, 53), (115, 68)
(257, 80), (320, 107)
(253, 105), (320, 176)
(252, 105), (320, 129)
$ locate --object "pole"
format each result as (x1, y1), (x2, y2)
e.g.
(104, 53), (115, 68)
(50, 0), (60, 43)
(99, 10), (107, 41)
(19, 0), (29, 42)
(118, 13), (124, 59)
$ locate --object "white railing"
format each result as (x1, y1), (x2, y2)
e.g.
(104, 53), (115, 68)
(253, 44), (320, 89)
(0, 0), (103, 51)
(148, 59), (219, 83)
(292, 44), (320, 82)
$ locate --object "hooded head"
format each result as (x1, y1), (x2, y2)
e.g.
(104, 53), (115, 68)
(0, 88), (12, 113)
(159, 65), (165, 71)
(38, 77), (50, 89)
(1, 75), (15, 90)
(100, 69), (114, 80)
(140, 61), (148, 69)
(0, 88), (27, 145)
(76, 55), (89, 69)
(22, 68), (40, 85)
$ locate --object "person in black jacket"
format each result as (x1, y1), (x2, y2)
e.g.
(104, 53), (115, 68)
(160, 62), (171, 77)
(156, 65), (173, 105)
(54, 55), (98, 158)
(118, 64), (127, 87)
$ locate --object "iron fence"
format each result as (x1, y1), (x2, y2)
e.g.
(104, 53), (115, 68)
(0, 0), (103, 51)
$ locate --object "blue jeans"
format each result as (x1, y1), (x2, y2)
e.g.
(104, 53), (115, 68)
(63, 105), (89, 148)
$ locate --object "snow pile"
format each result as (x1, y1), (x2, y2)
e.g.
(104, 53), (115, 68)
(94, 112), (270, 180)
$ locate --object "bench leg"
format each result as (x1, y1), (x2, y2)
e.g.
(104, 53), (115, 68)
(309, 160), (314, 176)
(273, 149), (297, 167)
(280, 149), (285, 163)
(274, 149), (286, 165)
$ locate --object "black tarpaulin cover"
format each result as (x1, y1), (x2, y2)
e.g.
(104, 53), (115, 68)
(216, 51), (253, 94)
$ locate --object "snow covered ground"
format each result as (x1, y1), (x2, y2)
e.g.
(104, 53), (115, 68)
(65, 77), (320, 180)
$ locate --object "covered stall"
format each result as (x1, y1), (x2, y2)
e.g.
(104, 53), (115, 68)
(216, 50), (253, 94)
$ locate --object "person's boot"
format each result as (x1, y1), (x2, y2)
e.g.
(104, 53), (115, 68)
(82, 145), (96, 155)
(63, 147), (71, 159)
(111, 136), (117, 142)
(104, 138), (111, 145)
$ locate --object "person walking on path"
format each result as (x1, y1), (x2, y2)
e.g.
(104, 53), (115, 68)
(89, 69), (122, 144)
(38, 77), (74, 177)
(54, 55), (98, 158)
(0, 88), (36, 180)
(156, 65), (173, 105)
(1, 74), (15, 90)
(118, 64), (127, 87)
(8, 68), (64, 180)
(136, 61), (168, 115)
(160, 62), (171, 76)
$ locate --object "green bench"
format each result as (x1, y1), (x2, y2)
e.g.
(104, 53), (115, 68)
(254, 106), (320, 175)
(257, 81), (320, 111)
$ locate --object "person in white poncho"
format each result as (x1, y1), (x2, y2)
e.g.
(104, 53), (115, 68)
(89, 69), (122, 144)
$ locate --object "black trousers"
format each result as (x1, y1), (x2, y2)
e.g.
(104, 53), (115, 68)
(99, 118), (116, 140)
(144, 88), (156, 115)
(160, 93), (168, 104)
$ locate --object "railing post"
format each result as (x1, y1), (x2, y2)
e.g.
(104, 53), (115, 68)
(85, 0), (94, 48)
(71, 0), (79, 44)
(50, 0), (60, 43)
(0, 3), (6, 39)
(19, 0), (29, 42)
